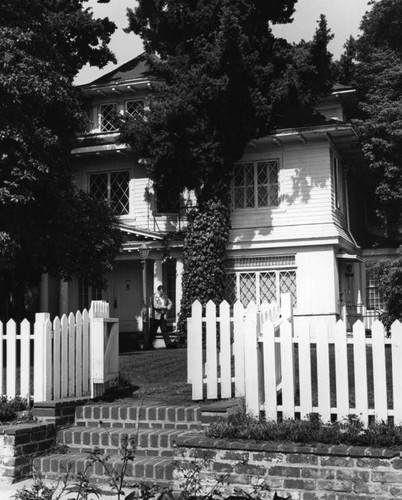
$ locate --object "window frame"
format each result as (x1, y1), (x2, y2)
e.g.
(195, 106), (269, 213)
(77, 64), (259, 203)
(125, 99), (146, 121)
(88, 170), (130, 216)
(232, 158), (280, 210)
(224, 256), (297, 307)
(99, 102), (119, 133)
(365, 264), (385, 311)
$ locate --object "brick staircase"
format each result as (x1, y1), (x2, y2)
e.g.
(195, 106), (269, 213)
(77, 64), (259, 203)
(33, 400), (207, 486)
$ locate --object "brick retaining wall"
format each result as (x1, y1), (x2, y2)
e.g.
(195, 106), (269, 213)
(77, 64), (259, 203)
(175, 435), (402, 499)
(0, 423), (56, 484)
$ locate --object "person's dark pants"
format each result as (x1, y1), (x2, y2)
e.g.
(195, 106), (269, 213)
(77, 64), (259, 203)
(149, 318), (173, 348)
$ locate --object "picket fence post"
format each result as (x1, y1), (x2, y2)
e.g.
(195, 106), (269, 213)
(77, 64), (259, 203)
(233, 301), (245, 397)
(261, 319), (277, 420)
(89, 301), (119, 399)
(189, 300), (203, 400)
(372, 320), (387, 421)
(298, 321), (313, 420)
(20, 319), (31, 399)
(34, 313), (50, 402)
(244, 302), (259, 416)
(219, 300), (232, 399)
(392, 320), (402, 424)
(353, 320), (368, 423)
(6, 320), (17, 399)
(205, 300), (218, 400)
(334, 320), (349, 421)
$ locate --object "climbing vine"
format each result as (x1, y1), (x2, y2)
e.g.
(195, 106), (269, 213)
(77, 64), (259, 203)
(177, 198), (231, 343)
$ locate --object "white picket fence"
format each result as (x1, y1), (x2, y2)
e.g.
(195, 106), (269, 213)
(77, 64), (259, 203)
(187, 297), (402, 425)
(0, 301), (119, 403)
(187, 295), (291, 401)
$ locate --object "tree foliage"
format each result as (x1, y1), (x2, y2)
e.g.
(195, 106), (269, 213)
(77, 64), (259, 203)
(0, 0), (121, 318)
(341, 0), (402, 238)
(120, 1), (334, 336)
(337, 0), (402, 325)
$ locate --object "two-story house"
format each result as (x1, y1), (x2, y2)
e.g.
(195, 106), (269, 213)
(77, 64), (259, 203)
(39, 53), (378, 336)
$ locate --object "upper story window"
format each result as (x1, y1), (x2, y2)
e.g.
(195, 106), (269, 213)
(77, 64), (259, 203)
(332, 156), (346, 212)
(89, 171), (129, 215)
(100, 103), (119, 132)
(126, 100), (145, 120)
(233, 159), (279, 209)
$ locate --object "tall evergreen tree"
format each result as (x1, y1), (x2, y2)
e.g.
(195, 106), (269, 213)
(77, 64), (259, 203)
(120, 1), (334, 340)
(336, 0), (402, 324)
(0, 0), (121, 319)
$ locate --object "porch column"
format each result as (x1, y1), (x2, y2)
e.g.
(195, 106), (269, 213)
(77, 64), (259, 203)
(59, 280), (69, 316)
(153, 259), (163, 290)
(175, 259), (183, 325)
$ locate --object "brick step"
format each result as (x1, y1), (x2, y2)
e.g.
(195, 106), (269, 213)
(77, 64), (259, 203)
(56, 426), (199, 456)
(75, 403), (204, 430)
(33, 452), (175, 486)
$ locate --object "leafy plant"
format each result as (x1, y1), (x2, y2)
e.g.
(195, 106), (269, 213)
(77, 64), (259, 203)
(0, 396), (31, 423)
(206, 404), (402, 449)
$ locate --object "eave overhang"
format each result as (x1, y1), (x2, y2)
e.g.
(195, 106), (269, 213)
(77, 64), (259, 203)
(246, 122), (365, 168)
(80, 78), (160, 98)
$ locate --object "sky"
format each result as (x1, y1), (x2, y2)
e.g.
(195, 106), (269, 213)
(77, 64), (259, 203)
(75, 0), (371, 86)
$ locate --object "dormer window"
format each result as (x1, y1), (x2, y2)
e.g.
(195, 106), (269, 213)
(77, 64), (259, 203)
(126, 100), (145, 120)
(100, 103), (119, 132)
(232, 159), (279, 209)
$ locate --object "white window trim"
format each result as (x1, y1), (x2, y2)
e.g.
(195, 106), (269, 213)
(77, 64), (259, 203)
(232, 158), (280, 210)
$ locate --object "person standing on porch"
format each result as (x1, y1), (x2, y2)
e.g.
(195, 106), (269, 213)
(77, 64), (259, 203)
(149, 285), (177, 349)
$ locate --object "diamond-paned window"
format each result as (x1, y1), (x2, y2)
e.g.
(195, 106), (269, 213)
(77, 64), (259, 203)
(100, 103), (119, 132)
(224, 262), (297, 307)
(224, 274), (237, 305)
(279, 271), (297, 307)
(239, 272), (257, 306)
(233, 159), (279, 209)
(89, 171), (129, 215)
(126, 100), (145, 120)
(260, 272), (277, 303)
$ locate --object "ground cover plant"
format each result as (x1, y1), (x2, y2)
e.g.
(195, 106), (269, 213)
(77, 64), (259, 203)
(0, 396), (31, 423)
(206, 405), (402, 449)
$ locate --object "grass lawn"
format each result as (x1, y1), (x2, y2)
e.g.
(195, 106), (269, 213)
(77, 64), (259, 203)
(119, 348), (188, 396)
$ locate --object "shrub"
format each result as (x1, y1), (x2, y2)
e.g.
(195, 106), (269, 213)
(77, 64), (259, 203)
(206, 405), (402, 449)
(0, 396), (31, 423)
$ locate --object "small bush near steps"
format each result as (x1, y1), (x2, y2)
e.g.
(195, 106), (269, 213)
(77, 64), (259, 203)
(0, 396), (33, 424)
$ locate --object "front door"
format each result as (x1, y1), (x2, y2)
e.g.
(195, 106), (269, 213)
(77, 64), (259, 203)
(112, 261), (142, 332)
